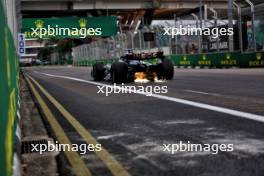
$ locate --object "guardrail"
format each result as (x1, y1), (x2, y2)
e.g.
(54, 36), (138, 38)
(0, 1), (20, 176)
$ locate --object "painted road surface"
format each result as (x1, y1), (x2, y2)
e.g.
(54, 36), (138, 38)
(23, 67), (264, 176)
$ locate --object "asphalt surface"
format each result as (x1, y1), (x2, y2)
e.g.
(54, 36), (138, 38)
(23, 66), (264, 176)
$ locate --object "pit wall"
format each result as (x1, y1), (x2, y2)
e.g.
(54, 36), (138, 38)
(73, 51), (264, 68)
(0, 1), (20, 176)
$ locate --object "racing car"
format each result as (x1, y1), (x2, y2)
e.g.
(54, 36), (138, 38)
(91, 51), (174, 84)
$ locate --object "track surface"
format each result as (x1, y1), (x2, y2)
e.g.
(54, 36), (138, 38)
(24, 67), (264, 176)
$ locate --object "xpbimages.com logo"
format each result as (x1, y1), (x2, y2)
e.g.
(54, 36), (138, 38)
(31, 140), (102, 154)
(29, 19), (102, 38)
(163, 25), (234, 39)
(97, 83), (168, 96)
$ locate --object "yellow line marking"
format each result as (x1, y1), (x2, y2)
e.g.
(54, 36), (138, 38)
(25, 76), (92, 176)
(26, 74), (131, 176)
(6, 89), (16, 174)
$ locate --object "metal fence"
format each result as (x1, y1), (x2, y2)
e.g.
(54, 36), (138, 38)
(72, 26), (173, 61)
(72, 0), (264, 64)
(72, 22), (228, 62)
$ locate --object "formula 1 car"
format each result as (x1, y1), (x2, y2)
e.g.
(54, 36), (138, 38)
(91, 51), (174, 84)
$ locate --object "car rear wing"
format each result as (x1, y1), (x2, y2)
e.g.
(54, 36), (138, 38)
(123, 51), (164, 60)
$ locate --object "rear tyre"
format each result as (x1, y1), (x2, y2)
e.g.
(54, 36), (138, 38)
(92, 63), (105, 81)
(162, 58), (174, 80)
(111, 62), (128, 84)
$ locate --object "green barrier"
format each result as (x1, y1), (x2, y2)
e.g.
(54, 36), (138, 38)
(239, 52), (264, 68)
(0, 2), (19, 176)
(74, 52), (264, 68)
(170, 52), (264, 68)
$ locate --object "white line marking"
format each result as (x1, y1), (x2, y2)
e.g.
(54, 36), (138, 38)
(185, 90), (221, 96)
(97, 133), (128, 140)
(17, 110), (21, 120)
(15, 124), (21, 141)
(32, 71), (264, 123)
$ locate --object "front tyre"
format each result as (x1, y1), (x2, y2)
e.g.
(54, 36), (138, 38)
(162, 58), (174, 80)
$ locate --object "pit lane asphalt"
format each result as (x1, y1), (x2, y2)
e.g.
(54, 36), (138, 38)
(23, 67), (264, 176)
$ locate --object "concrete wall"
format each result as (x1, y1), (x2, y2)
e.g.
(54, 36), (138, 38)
(0, 0), (21, 176)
